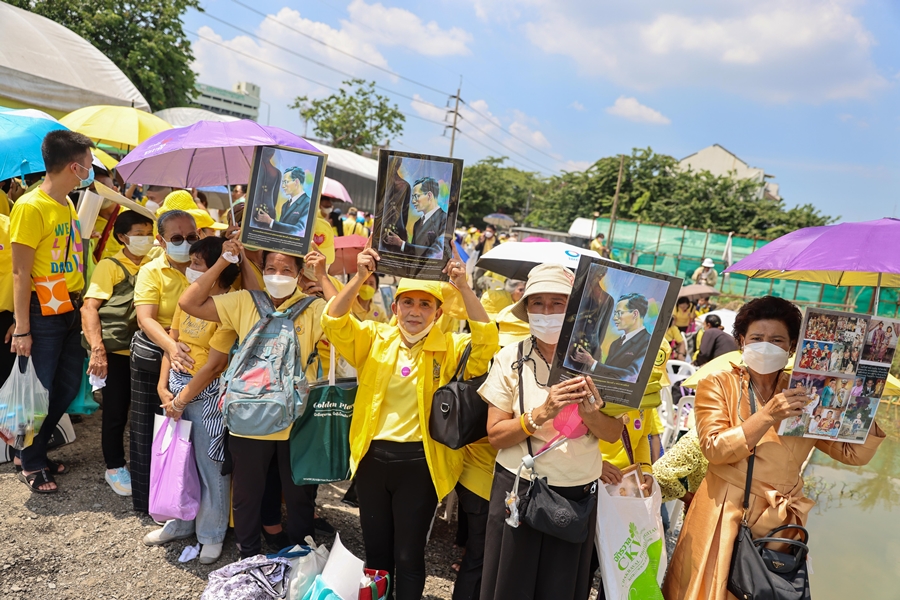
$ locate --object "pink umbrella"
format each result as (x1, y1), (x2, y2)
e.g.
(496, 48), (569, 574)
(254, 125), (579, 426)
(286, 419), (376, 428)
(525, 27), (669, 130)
(522, 236), (551, 243)
(329, 234), (368, 276)
(322, 177), (352, 203)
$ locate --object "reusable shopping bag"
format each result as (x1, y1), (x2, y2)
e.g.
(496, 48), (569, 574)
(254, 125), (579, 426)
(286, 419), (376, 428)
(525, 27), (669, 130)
(300, 571), (389, 600)
(66, 359), (99, 415)
(596, 478), (667, 600)
(0, 357), (49, 450)
(267, 536), (330, 600)
(290, 345), (356, 485)
(148, 416), (201, 522)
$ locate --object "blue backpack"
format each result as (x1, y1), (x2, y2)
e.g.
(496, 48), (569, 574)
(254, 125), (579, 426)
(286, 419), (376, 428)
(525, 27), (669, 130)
(222, 291), (317, 437)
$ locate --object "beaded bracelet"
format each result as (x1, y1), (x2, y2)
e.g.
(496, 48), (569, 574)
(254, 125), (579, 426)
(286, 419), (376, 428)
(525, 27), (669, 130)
(526, 409), (539, 431)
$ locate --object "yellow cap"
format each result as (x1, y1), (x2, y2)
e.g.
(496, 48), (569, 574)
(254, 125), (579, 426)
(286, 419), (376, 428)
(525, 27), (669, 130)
(156, 190), (197, 217)
(395, 279), (444, 303)
(188, 209), (228, 230)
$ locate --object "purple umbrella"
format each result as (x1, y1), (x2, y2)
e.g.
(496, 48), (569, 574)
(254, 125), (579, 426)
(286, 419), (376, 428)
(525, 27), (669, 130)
(725, 217), (900, 313)
(116, 119), (320, 188)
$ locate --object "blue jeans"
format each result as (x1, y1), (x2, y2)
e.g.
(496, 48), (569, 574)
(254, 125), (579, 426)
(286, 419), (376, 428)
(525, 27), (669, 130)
(19, 294), (84, 472)
(161, 398), (231, 545)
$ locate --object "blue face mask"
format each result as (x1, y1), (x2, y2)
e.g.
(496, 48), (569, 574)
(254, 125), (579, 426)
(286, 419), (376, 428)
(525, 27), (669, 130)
(75, 163), (94, 189)
(165, 240), (192, 264)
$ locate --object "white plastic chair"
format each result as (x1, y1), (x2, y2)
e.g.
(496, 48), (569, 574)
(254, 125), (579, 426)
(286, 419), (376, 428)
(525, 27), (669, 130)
(666, 360), (696, 386)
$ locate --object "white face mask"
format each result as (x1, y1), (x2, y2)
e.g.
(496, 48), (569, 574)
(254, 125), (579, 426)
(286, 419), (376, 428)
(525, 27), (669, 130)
(398, 319), (436, 346)
(184, 267), (204, 284)
(742, 342), (790, 375)
(263, 274), (298, 299)
(125, 235), (154, 257)
(529, 312), (565, 344)
(484, 231), (494, 238)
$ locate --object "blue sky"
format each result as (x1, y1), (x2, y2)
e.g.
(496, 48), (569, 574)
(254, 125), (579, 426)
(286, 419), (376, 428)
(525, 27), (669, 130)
(184, 0), (900, 222)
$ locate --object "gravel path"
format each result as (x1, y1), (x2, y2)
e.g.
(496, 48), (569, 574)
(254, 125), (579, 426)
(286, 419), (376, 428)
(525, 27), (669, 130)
(0, 412), (462, 600)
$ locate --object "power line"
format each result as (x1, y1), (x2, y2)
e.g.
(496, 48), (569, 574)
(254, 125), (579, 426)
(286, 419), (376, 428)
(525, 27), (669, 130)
(455, 130), (554, 174)
(457, 115), (559, 173)
(463, 102), (561, 163)
(225, 0), (452, 97)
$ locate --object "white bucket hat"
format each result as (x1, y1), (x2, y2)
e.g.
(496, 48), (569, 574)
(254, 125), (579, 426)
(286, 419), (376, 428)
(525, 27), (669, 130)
(510, 263), (574, 322)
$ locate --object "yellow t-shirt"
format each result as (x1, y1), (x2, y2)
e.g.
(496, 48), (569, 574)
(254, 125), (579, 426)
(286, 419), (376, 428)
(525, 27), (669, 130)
(0, 189), (9, 217)
(10, 188), (85, 293)
(672, 307), (694, 329)
(665, 325), (684, 345)
(459, 440), (499, 501)
(171, 306), (237, 376)
(599, 408), (653, 475)
(210, 288), (326, 441)
(373, 342), (422, 442)
(342, 219), (369, 238)
(0, 216), (12, 313)
(85, 250), (150, 355)
(133, 253), (189, 329)
(480, 289), (513, 319)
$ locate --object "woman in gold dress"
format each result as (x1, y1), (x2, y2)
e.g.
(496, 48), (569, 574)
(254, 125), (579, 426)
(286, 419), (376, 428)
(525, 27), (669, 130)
(663, 296), (885, 600)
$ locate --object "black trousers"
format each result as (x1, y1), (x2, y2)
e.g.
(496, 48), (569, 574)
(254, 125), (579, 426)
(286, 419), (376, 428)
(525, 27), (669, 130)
(452, 483), (489, 600)
(129, 360), (161, 512)
(101, 353), (132, 470)
(481, 465), (597, 600)
(229, 434), (316, 557)
(260, 453), (283, 528)
(0, 310), (15, 383)
(355, 441), (438, 600)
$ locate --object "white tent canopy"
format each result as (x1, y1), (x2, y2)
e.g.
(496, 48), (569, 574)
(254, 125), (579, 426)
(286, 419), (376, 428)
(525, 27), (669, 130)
(154, 107), (239, 127)
(313, 141), (378, 213)
(0, 2), (149, 115)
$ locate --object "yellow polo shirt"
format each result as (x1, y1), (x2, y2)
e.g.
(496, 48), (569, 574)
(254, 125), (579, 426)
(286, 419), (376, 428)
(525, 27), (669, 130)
(0, 216), (12, 313)
(133, 253), (189, 329)
(373, 343), (423, 442)
(171, 306), (236, 376)
(85, 250), (151, 355)
(210, 288), (327, 441)
(10, 188), (85, 293)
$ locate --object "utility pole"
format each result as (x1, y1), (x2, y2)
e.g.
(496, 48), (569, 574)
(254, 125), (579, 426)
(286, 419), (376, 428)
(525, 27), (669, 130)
(607, 154), (625, 244)
(446, 78), (463, 157)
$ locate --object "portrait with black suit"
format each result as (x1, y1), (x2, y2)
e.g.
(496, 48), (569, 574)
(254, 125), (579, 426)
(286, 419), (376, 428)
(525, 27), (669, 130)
(382, 176), (448, 259)
(586, 293), (653, 382)
(252, 166), (311, 236)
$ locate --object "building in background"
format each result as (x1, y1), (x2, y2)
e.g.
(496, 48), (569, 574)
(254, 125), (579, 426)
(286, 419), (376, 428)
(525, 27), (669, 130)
(679, 144), (780, 201)
(192, 82), (260, 121)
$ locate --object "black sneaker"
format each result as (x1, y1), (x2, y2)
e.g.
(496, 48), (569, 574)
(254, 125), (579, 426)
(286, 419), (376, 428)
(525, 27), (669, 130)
(314, 517), (336, 536)
(262, 529), (291, 552)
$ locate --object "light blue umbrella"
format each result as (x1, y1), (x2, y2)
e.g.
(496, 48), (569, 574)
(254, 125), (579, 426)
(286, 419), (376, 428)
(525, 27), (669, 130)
(0, 112), (69, 181)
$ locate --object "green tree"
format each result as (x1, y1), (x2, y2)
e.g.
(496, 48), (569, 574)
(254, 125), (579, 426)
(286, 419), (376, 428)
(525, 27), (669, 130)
(10, 0), (200, 111)
(289, 79), (405, 153)
(526, 147), (835, 239)
(458, 157), (547, 228)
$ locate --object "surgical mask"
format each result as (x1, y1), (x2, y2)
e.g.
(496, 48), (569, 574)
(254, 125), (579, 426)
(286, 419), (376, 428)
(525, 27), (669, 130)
(144, 200), (161, 214)
(398, 319), (436, 346)
(742, 342), (790, 375)
(263, 274), (298, 299)
(165, 240), (192, 263)
(529, 312), (565, 344)
(185, 267), (204, 284)
(358, 284), (376, 301)
(485, 231), (494, 238)
(124, 235), (154, 257)
(76, 164), (94, 189)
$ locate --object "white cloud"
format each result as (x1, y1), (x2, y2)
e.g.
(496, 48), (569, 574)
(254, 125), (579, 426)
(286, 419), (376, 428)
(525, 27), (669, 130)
(343, 0), (473, 56)
(561, 159), (594, 172)
(606, 96), (671, 124)
(569, 101), (585, 111)
(475, 0), (885, 103)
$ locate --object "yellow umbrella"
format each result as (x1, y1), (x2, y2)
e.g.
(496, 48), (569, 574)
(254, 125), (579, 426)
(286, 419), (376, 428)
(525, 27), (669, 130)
(91, 147), (118, 171)
(60, 105), (171, 151)
(883, 374), (900, 396)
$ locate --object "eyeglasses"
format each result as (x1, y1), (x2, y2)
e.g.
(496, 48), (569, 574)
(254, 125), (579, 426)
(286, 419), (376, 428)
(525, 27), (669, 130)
(613, 309), (635, 318)
(168, 233), (201, 245)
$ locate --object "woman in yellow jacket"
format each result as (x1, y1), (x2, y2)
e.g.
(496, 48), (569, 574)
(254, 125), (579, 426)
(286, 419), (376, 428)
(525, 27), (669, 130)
(322, 246), (498, 600)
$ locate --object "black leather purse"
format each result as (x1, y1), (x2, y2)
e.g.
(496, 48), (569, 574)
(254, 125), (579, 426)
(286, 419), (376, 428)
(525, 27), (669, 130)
(514, 341), (596, 544)
(727, 384), (811, 600)
(429, 343), (490, 450)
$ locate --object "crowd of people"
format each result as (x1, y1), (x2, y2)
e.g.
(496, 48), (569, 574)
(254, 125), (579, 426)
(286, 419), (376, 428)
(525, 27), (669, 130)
(1, 130), (887, 600)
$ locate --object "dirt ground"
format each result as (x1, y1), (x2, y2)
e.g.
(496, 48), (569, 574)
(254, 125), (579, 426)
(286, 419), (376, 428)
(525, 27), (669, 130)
(0, 411), (463, 600)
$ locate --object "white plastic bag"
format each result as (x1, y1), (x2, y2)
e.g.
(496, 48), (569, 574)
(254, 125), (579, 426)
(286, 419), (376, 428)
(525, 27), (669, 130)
(596, 478), (667, 600)
(0, 358), (49, 450)
(284, 536), (330, 600)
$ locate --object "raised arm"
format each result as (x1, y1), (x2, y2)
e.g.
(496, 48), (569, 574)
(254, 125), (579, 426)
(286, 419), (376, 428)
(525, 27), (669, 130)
(180, 239), (245, 322)
(328, 244), (380, 318)
(444, 244), (489, 324)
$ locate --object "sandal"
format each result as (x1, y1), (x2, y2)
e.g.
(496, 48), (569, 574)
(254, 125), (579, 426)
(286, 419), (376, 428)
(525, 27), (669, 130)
(20, 469), (58, 494)
(14, 459), (68, 476)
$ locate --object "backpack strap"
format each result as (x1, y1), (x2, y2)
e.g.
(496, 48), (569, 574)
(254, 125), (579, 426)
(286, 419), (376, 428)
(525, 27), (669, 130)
(249, 289), (276, 318)
(516, 340), (534, 459)
(282, 295), (318, 320)
(107, 257), (134, 283)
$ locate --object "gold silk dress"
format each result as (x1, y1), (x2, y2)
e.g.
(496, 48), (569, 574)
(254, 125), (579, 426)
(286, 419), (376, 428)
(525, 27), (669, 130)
(662, 367), (885, 600)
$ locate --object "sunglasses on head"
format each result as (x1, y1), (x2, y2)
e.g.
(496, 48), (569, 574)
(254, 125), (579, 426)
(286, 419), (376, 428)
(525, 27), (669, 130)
(168, 233), (200, 245)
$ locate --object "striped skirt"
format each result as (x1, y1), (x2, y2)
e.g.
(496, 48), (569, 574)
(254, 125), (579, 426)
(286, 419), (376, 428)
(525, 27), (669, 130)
(167, 370), (225, 463)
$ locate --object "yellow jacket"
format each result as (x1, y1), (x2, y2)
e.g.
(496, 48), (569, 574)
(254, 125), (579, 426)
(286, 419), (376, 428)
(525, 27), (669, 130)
(321, 304), (499, 499)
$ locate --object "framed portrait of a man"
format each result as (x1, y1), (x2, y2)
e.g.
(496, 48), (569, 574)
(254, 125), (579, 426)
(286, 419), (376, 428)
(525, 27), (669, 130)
(240, 145), (327, 256)
(550, 256), (682, 411)
(371, 149), (464, 280)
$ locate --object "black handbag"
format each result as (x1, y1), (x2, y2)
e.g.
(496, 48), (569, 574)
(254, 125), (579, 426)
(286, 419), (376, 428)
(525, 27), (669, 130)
(727, 384), (811, 600)
(130, 330), (163, 373)
(514, 340), (597, 544)
(429, 343), (489, 450)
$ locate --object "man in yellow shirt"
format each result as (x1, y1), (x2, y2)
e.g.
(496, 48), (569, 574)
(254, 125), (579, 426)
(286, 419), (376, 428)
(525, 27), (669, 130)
(179, 242), (328, 558)
(342, 207), (369, 237)
(10, 130), (94, 493)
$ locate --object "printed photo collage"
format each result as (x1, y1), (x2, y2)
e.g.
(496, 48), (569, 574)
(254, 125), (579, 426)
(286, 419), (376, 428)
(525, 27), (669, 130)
(779, 309), (895, 444)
